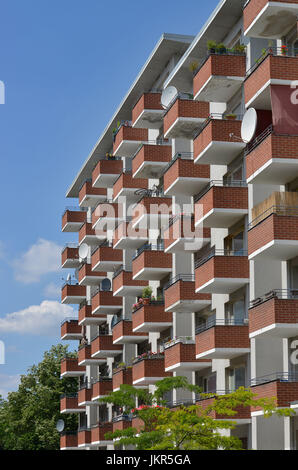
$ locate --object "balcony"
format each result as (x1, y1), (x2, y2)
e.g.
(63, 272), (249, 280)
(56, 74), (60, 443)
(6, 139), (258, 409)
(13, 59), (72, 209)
(113, 220), (148, 250)
(79, 180), (107, 208)
(113, 125), (148, 157)
(91, 423), (113, 447)
(113, 367), (132, 391)
(92, 378), (113, 401)
(60, 394), (84, 414)
(132, 301), (172, 333)
(62, 207), (87, 232)
(132, 143), (172, 179)
(196, 392), (251, 421)
(78, 263), (106, 286)
(132, 244), (172, 281)
(60, 357), (85, 378)
(92, 158), (123, 188)
(164, 337), (211, 372)
(243, 0), (298, 38)
(61, 244), (80, 269)
(78, 386), (93, 406)
(113, 415), (132, 432)
(112, 319), (148, 345)
(132, 92), (164, 129)
(91, 289), (122, 315)
(164, 275), (211, 313)
(245, 50), (298, 108)
(91, 243), (122, 273)
(78, 345), (106, 367)
(193, 53), (246, 102)
(251, 374), (298, 411)
(91, 334), (122, 358)
(61, 282), (86, 305)
(163, 153), (210, 196)
(195, 319), (250, 359)
(132, 353), (171, 386)
(246, 127), (298, 185)
(193, 115), (245, 165)
(79, 223), (105, 246)
(195, 249), (249, 294)
(61, 319), (82, 341)
(112, 266), (147, 297)
(78, 304), (107, 326)
(132, 196), (172, 230)
(249, 290), (298, 338)
(163, 97), (209, 139)
(77, 429), (91, 449)
(164, 215), (210, 253)
(113, 172), (148, 203)
(60, 432), (78, 450)
(248, 206), (298, 261)
(92, 201), (123, 230)
(194, 181), (248, 229)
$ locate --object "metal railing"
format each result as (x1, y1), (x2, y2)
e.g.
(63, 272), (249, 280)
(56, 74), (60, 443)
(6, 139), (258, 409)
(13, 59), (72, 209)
(91, 286), (112, 298)
(112, 264), (130, 279)
(133, 353), (165, 364)
(251, 372), (298, 387)
(248, 205), (298, 230)
(246, 47), (298, 77)
(61, 280), (80, 288)
(194, 248), (248, 270)
(193, 113), (243, 140)
(245, 124), (273, 156)
(133, 299), (164, 313)
(164, 336), (195, 349)
(112, 414), (132, 423)
(194, 179), (247, 203)
(193, 50), (246, 78)
(63, 243), (79, 250)
(195, 317), (247, 335)
(62, 206), (88, 216)
(61, 318), (78, 326)
(60, 393), (78, 399)
(132, 140), (170, 159)
(163, 91), (194, 113)
(163, 274), (195, 291)
(133, 242), (164, 260)
(250, 289), (298, 308)
(162, 152), (194, 175)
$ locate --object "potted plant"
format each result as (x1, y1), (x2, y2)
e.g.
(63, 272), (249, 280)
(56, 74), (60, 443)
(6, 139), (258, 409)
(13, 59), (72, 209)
(233, 44), (246, 54)
(216, 43), (227, 54)
(142, 286), (153, 305)
(225, 113), (237, 120)
(281, 45), (288, 56)
(189, 61), (199, 75)
(207, 40), (217, 54)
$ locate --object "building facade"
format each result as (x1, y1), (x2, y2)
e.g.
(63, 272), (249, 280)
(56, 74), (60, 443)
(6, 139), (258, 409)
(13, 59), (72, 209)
(59, 0), (298, 450)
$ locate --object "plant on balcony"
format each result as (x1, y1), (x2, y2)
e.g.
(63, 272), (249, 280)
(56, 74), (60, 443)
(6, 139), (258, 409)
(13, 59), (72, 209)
(189, 61), (199, 75)
(216, 43), (227, 54)
(207, 40), (217, 54)
(281, 45), (288, 56)
(233, 44), (246, 54)
(100, 376), (294, 450)
(224, 113), (237, 120)
(141, 286), (153, 305)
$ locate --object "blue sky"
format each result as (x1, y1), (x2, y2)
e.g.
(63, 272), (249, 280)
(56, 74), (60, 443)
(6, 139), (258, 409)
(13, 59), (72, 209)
(0, 0), (219, 396)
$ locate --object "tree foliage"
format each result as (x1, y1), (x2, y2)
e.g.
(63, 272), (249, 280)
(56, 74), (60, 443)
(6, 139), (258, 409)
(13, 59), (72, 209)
(101, 376), (294, 450)
(0, 344), (78, 450)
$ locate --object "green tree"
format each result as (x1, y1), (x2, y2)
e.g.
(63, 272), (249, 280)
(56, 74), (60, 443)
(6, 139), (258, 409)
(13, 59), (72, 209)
(101, 376), (294, 450)
(0, 344), (78, 450)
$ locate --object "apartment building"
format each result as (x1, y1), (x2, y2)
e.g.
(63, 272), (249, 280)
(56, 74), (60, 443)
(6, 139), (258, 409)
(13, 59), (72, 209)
(59, 0), (298, 450)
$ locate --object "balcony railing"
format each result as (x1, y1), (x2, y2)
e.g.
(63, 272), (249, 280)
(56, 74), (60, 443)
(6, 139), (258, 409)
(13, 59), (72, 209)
(245, 125), (273, 156)
(194, 249), (248, 270)
(162, 152), (194, 174)
(246, 47), (298, 77)
(194, 180), (247, 203)
(251, 372), (298, 387)
(163, 274), (195, 291)
(195, 318), (247, 335)
(250, 289), (298, 309)
(194, 51), (246, 78)
(133, 242), (164, 260)
(248, 205), (298, 230)
(193, 113), (243, 140)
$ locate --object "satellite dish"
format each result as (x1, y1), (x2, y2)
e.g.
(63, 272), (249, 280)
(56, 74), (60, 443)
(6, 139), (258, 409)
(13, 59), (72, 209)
(56, 419), (65, 433)
(79, 243), (88, 260)
(161, 86), (178, 109)
(241, 108), (257, 143)
(66, 273), (72, 283)
(101, 278), (111, 292)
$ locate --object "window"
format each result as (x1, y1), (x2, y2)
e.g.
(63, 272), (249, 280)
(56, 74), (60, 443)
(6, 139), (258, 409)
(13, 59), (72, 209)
(229, 366), (246, 391)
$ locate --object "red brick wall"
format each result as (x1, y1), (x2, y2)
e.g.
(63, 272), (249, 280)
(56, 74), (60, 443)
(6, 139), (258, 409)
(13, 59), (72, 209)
(246, 134), (298, 179)
(79, 223), (96, 244)
(78, 388), (92, 404)
(91, 423), (113, 443)
(60, 434), (78, 449)
(112, 320), (148, 342)
(132, 251), (172, 278)
(61, 320), (81, 339)
(163, 100), (209, 135)
(79, 181), (106, 205)
(78, 263), (106, 283)
(113, 420), (132, 432)
(193, 55), (246, 97)
(133, 358), (171, 382)
(113, 127), (148, 153)
(60, 358), (85, 375)
(132, 144), (172, 176)
(196, 325), (249, 356)
(78, 430), (91, 446)
(78, 305), (106, 324)
(91, 335), (122, 356)
(92, 291), (122, 312)
(248, 214), (298, 256)
(251, 381), (298, 410)
(61, 247), (79, 266)
(112, 271), (147, 295)
(195, 186), (248, 220)
(164, 343), (210, 369)
(243, 0), (297, 33)
(164, 280), (211, 311)
(62, 210), (86, 229)
(78, 345), (91, 363)
(195, 256), (249, 291)
(61, 284), (86, 302)
(60, 396), (79, 412)
(92, 380), (113, 399)
(249, 298), (298, 334)
(91, 246), (122, 269)
(113, 368), (133, 390)
(113, 173), (148, 200)
(163, 158), (210, 193)
(193, 120), (243, 160)
(197, 396), (251, 419)
(92, 160), (123, 185)
(92, 202), (120, 226)
(132, 93), (163, 125)
(132, 305), (172, 330)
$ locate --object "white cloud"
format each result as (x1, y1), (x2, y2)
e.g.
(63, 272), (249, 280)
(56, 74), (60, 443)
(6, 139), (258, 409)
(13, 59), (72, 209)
(13, 239), (62, 284)
(43, 282), (61, 299)
(0, 301), (75, 336)
(0, 374), (20, 398)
